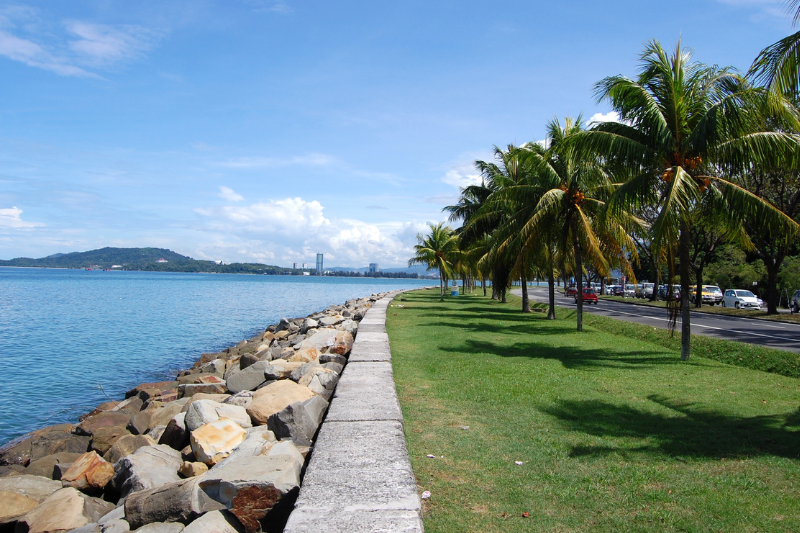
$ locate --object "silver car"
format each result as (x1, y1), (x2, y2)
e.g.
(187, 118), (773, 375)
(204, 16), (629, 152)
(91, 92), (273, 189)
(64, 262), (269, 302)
(722, 289), (761, 310)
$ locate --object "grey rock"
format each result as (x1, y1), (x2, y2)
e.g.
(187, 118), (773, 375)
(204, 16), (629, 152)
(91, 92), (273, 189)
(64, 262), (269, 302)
(97, 506), (125, 525)
(54, 462), (74, 481)
(319, 354), (347, 366)
(124, 478), (223, 530)
(102, 519), (131, 533)
(184, 401), (251, 433)
(69, 523), (101, 533)
(181, 511), (244, 533)
(147, 426), (167, 443)
(112, 445), (183, 498)
(198, 455), (301, 533)
(132, 522), (185, 533)
(209, 428), (276, 469)
(267, 395), (329, 447)
(300, 318), (317, 334)
(224, 362), (270, 394)
(289, 361), (323, 383)
(221, 391), (254, 410)
(199, 359), (226, 376)
(321, 362), (344, 375)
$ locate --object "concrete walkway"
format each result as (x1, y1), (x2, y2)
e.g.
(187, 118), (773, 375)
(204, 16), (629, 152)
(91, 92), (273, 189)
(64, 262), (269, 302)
(284, 291), (424, 532)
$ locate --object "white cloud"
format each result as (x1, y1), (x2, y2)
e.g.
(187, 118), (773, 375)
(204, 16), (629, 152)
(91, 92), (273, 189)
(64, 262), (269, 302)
(589, 111), (621, 125)
(193, 197), (424, 266)
(0, 206), (43, 229)
(442, 165), (482, 189)
(218, 186), (244, 202)
(0, 9), (157, 77)
(217, 153), (337, 169)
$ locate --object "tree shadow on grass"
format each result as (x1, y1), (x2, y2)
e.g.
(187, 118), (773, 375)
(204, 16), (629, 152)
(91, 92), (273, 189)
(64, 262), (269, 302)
(542, 395), (800, 460)
(438, 338), (681, 371)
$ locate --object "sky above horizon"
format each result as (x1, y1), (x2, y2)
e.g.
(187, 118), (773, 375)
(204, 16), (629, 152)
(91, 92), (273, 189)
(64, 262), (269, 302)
(0, 0), (794, 267)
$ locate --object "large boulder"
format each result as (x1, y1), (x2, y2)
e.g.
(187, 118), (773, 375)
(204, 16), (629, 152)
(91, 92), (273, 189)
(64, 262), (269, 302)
(198, 455), (301, 533)
(90, 425), (132, 455)
(0, 424), (89, 467)
(104, 434), (157, 465)
(60, 451), (114, 491)
(181, 510), (244, 533)
(158, 414), (188, 451)
(131, 523), (185, 533)
(184, 401), (251, 433)
(224, 362), (270, 394)
(298, 368), (339, 399)
(0, 475), (61, 524)
(123, 478), (223, 529)
(283, 347), (319, 364)
(76, 412), (132, 438)
(262, 360), (304, 381)
(190, 420), (247, 465)
(16, 487), (114, 533)
(245, 381), (317, 426)
(267, 396), (329, 446)
(112, 445), (183, 498)
(179, 377), (227, 398)
(300, 328), (353, 356)
(221, 392), (254, 410)
(24, 452), (84, 479)
(210, 428), (276, 469)
(146, 399), (191, 430)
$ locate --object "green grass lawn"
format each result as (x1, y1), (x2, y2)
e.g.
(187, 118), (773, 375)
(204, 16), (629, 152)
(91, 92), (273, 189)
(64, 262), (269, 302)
(388, 289), (800, 532)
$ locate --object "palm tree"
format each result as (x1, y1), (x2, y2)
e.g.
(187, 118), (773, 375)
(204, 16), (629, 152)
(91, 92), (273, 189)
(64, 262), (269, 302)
(490, 118), (641, 332)
(408, 222), (461, 300)
(750, 0), (800, 98)
(580, 39), (800, 359)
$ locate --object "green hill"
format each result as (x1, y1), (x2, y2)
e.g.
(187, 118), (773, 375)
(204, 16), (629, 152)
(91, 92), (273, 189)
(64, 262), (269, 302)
(0, 247), (295, 274)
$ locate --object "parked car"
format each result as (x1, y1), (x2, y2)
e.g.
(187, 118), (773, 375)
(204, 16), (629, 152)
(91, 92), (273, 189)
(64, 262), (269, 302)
(657, 284), (681, 300)
(791, 290), (800, 312)
(638, 283), (655, 298)
(722, 289), (762, 310)
(575, 287), (599, 305)
(690, 285), (723, 305)
(624, 284), (637, 298)
(565, 285), (578, 297)
(604, 284), (619, 295)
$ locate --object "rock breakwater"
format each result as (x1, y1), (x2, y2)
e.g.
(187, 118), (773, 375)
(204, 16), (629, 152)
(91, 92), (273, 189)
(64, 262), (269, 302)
(0, 293), (390, 533)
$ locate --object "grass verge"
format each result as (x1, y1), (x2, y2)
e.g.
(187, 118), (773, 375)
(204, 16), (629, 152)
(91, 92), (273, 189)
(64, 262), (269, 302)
(388, 289), (800, 532)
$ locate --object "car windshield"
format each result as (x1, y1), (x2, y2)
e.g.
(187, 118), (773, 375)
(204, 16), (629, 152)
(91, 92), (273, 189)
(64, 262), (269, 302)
(584, 288), (595, 294)
(704, 286), (722, 294)
(736, 290), (756, 298)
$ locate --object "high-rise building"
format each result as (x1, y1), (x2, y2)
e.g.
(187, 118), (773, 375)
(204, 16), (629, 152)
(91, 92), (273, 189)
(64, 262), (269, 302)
(316, 253), (323, 275)
(369, 263), (379, 274)
(293, 262), (299, 270)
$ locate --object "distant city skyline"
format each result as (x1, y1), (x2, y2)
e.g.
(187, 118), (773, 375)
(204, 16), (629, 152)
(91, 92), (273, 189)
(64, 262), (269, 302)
(0, 1), (792, 266)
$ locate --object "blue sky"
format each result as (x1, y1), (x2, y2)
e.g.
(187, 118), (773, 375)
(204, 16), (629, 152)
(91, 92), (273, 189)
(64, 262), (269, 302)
(0, 0), (793, 267)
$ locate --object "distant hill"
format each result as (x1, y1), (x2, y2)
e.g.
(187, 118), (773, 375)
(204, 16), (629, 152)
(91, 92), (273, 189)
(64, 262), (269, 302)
(0, 247), (428, 277)
(0, 247), (294, 275)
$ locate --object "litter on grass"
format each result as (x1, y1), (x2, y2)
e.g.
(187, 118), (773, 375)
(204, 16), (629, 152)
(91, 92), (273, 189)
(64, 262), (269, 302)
(421, 491), (431, 500)
(460, 426), (470, 430)
(427, 454), (436, 458)
(515, 461), (524, 465)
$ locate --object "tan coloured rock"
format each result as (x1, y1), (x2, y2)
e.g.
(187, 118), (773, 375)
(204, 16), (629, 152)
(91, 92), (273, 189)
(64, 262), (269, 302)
(147, 398), (191, 429)
(24, 452), (84, 479)
(0, 475), (61, 523)
(103, 434), (156, 464)
(75, 412), (131, 437)
(262, 360), (304, 381)
(90, 425), (131, 455)
(284, 347), (319, 364)
(178, 461), (208, 478)
(18, 487), (114, 533)
(246, 381), (317, 425)
(300, 328), (354, 355)
(190, 419), (247, 465)
(60, 451), (114, 491)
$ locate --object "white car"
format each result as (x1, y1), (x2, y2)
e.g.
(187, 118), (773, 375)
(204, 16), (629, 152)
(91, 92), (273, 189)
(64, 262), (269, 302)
(722, 289), (761, 310)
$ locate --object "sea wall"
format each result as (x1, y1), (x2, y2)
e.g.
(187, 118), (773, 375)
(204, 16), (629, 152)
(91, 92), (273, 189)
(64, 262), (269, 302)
(0, 291), (398, 533)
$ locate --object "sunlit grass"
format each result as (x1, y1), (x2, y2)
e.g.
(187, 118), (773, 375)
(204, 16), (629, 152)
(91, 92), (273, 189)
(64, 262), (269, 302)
(388, 289), (800, 532)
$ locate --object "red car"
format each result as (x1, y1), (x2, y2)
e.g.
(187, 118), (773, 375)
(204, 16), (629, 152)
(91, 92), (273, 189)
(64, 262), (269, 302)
(565, 285), (578, 297)
(575, 287), (598, 304)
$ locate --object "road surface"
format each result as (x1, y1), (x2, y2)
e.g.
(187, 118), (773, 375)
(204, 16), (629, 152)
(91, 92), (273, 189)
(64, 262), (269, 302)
(512, 286), (800, 353)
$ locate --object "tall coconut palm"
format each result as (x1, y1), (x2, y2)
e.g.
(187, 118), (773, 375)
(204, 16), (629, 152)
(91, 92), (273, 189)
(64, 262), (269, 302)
(408, 222), (461, 300)
(490, 118), (641, 332)
(580, 39), (800, 359)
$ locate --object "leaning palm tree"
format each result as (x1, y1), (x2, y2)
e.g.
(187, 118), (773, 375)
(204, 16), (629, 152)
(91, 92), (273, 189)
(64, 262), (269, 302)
(580, 39), (800, 359)
(750, 0), (800, 98)
(408, 222), (461, 300)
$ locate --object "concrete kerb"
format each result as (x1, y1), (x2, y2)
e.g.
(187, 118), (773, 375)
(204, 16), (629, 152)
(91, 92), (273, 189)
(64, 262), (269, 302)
(284, 289), (424, 533)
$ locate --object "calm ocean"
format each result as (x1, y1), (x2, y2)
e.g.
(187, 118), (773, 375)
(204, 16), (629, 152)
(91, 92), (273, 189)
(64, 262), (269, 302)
(0, 267), (430, 444)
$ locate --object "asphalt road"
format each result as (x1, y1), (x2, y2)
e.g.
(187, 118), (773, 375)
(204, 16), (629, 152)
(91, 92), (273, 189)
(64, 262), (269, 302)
(512, 286), (800, 353)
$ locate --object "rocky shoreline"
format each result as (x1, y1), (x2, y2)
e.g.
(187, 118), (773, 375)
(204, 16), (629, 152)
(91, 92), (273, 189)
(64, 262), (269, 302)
(0, 292), (390, 533)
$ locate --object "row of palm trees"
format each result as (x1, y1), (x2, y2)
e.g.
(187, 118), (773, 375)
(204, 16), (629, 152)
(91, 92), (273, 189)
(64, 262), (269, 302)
(410, 34), (800, 361)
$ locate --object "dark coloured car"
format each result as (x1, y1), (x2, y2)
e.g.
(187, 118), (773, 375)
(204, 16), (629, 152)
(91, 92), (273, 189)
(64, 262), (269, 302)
(576, 287), (598, 304)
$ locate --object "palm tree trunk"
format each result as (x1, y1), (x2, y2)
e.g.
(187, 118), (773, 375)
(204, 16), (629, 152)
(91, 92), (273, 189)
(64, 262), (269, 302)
(521, 267), (530, 313)
(547, 270), (556, 320)
(572, 222), (583, 332)
(491, 267), (499, 300)
(482, 275), (487, 297)
(439, 269), (444, 301)
(679, 219), (691, 360)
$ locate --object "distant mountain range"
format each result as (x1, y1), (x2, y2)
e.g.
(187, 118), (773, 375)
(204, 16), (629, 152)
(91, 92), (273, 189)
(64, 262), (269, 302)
(0, 247), (429, 277)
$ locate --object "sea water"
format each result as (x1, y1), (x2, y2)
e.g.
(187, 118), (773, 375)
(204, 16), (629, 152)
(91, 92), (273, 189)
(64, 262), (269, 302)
(0, 267), (430, 444)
